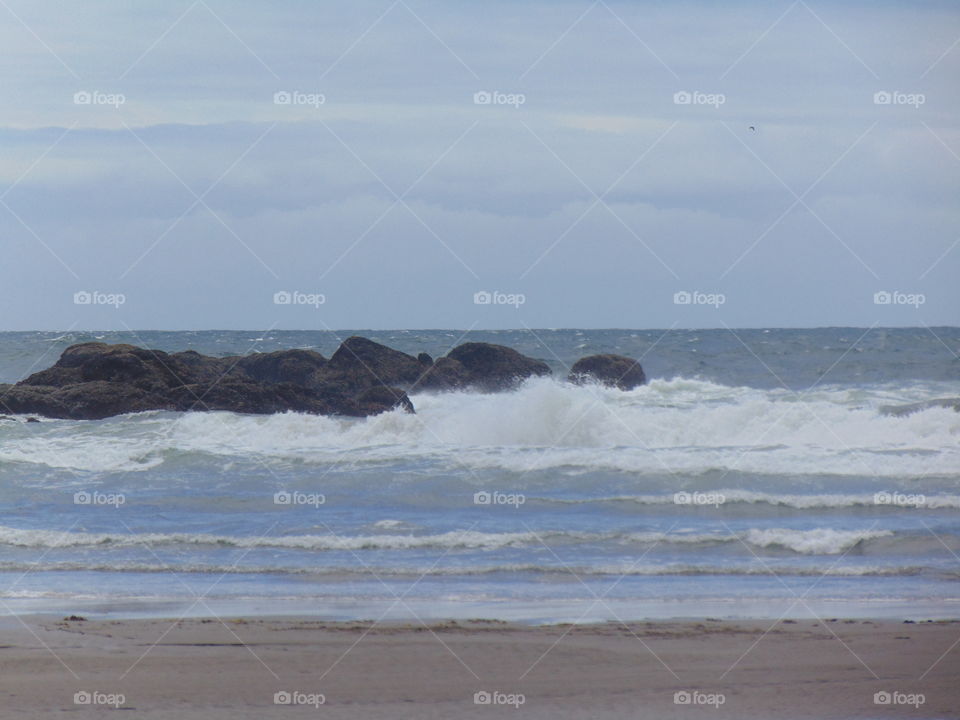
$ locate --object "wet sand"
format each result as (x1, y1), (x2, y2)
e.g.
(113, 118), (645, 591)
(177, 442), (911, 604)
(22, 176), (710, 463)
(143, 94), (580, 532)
(1, 616), (957, 718)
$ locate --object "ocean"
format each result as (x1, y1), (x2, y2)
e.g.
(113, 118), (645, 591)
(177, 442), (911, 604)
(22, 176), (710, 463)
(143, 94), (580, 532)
(1, 328), (958, 623)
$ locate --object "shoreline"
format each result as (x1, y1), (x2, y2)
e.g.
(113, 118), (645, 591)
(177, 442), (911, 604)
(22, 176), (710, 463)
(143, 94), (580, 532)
(1, 616), (956, 718)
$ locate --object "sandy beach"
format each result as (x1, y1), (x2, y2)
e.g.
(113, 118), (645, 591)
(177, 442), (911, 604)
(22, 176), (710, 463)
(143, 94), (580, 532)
(0, 615), (956, 719)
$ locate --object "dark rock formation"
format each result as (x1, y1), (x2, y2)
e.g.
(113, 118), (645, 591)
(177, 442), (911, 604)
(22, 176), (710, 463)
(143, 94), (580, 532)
(323, 336), (424, 390)
(568, 354), (646, 390)
(419, 342), (550, 392)
(2, 341), (413, 420)
(2, 335), (645, 422)
(414, 356), (470, 391)
(880, 398), (960, 417)
(355, 385), (416, 415)
(233, 349), (327, 386)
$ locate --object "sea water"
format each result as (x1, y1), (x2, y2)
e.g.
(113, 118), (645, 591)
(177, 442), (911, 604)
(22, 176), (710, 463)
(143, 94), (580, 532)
(0, 328), (957, 622)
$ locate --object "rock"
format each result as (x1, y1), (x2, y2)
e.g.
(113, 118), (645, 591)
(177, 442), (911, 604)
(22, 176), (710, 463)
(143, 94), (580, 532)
(414, 357), (470, 391)
(442, 342), (550, 392)
(880, 398), (960, 417)
(324, 336), (424, 389)
(234, 349), (327, 386)
(355, 385), (415, 415)
(1, 384), (71, 418)
(5, 340), (421, 420)
(26, 417), (40, 423)
(3, 337), (563, 420)
(568, 354), (646, 390)
(169, 350), (236, 385)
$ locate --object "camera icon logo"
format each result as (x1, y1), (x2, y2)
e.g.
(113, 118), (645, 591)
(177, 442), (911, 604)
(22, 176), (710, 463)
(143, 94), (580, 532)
(474, 290), (492, 305)
(273, 291), (292, 305)
(473, 91), (492, 105)
(74, 491), (92, 505)
(673, 491), (691, 505)
(874, 691), (891, 705)
(474, 491), (491, 505)
(673, 291), (692, 305)
(273, 91), (291, 105)
(73, 691), (92, 705)
(73, 91), (92, 105)
(673, 91), (692, 105)
(74, 291), (92, 305)
(674, 691), (692, 704)
(274, 491), (292, 505)
(873, 291), (891, 305)
(274, 690), (292, 704)
(873, 91), (892, 105)
(474, 691), (492, 704)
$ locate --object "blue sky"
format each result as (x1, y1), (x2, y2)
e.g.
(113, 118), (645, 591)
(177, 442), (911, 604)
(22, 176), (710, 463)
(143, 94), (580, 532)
(1, 0), (958, 329)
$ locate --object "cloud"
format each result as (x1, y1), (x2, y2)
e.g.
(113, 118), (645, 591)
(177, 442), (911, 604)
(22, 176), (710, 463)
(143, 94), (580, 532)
(0, 0), (958, 329)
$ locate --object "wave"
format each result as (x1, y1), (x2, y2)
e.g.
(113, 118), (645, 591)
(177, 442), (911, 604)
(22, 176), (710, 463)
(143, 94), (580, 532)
(0, 560), (945, 579)
(541, 490), (960, 510)
(0, 525), (898, 555)
(2, 377), (957, 476)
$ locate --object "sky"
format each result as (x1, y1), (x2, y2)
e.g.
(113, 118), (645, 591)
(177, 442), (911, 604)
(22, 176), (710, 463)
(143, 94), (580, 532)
(1, 0), (958, 330)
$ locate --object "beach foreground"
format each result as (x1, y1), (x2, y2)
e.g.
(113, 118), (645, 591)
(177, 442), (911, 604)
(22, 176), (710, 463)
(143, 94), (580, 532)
(2, 616), (956, 719)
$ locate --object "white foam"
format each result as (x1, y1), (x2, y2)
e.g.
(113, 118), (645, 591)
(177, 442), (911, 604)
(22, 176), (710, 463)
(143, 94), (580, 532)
(0, 525), (895, 555)
(0, 560), (934, 578)
(742, 528), (892, 554)
(3, 377), (957, 476)
(544, 491), (960, 510)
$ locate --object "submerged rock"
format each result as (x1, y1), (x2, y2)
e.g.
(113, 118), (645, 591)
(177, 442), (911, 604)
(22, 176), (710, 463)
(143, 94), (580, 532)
(568, 354), (646, 390)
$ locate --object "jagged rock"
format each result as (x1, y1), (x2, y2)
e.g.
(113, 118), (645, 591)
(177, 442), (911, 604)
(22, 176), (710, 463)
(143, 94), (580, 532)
(568, 354), (646, 390)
